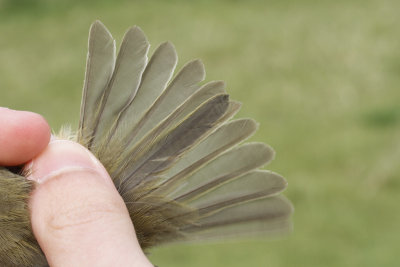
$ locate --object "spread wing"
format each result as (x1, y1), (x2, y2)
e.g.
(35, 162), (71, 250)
(77, 21), (293, 250)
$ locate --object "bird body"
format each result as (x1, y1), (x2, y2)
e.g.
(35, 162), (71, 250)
(0, 21), (292, 266)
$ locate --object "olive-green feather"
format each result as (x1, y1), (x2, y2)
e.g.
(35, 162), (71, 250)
(0, 168), (47, 267)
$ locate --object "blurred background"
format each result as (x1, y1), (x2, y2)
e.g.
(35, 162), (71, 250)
(1, 0), (399, 266)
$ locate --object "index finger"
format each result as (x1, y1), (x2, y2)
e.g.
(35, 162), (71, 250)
(0, 107), (51, 166)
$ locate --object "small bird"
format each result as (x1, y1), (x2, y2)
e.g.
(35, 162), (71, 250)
(0, 21), (293, 266)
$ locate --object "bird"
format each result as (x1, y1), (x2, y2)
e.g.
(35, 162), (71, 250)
(0, 21), (293, 266)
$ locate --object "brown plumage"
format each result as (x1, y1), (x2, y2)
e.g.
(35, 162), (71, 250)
(0, 21), (293, 266)
(0, 168), (47, 266)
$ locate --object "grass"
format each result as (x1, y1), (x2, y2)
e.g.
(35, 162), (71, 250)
(1, 0), (400, 266)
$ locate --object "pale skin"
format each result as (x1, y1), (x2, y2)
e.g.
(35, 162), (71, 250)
(0, 107), (153, 267)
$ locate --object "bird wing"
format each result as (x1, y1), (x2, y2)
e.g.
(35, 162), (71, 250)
(77, 21), (293, 250)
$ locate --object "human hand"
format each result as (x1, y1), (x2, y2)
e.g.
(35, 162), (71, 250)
(0, 107), (153, 267)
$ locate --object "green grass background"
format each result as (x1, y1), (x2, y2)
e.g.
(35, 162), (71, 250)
(1, 0), (399, 266)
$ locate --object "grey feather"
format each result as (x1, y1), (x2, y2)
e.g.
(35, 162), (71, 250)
(105, 80), (226, 164)
(163, 118), (258, 180)
(181, 196), (293, 241)
(75, 22), (292, 248)
(110, 42), (178, 143)
(189, 170), (288, 210)
(154, 118), (258, 195)
(90, 26), (150, 148)
(115, 94), (230, 194)
(79, 20), (116, 143)
(170, 143), (275, 202)
(123, 59), (206, 147)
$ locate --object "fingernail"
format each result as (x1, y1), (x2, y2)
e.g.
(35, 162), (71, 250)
(26, 140), (113, 186)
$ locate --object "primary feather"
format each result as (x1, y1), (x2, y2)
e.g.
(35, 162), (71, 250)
(0, 20), (293, 266)
(80, 20), (292, 249)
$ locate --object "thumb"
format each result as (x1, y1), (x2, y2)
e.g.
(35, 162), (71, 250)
(27, 139), (153, 267)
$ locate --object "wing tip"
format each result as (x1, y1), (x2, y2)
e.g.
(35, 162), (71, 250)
(91, 20), (104, 29)
(186, 59), (206, 79)
(210, 80), (227, 90)
(161, 40), (176, 50)
(256, 170), (289, 193)
(90, 20), (113, 39)
(156, 41), (178, 62)
(245, 142), (276, 165)
(124, 25), (150, 44)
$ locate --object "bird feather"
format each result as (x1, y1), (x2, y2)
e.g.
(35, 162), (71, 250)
(0, 21), (293, 266)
